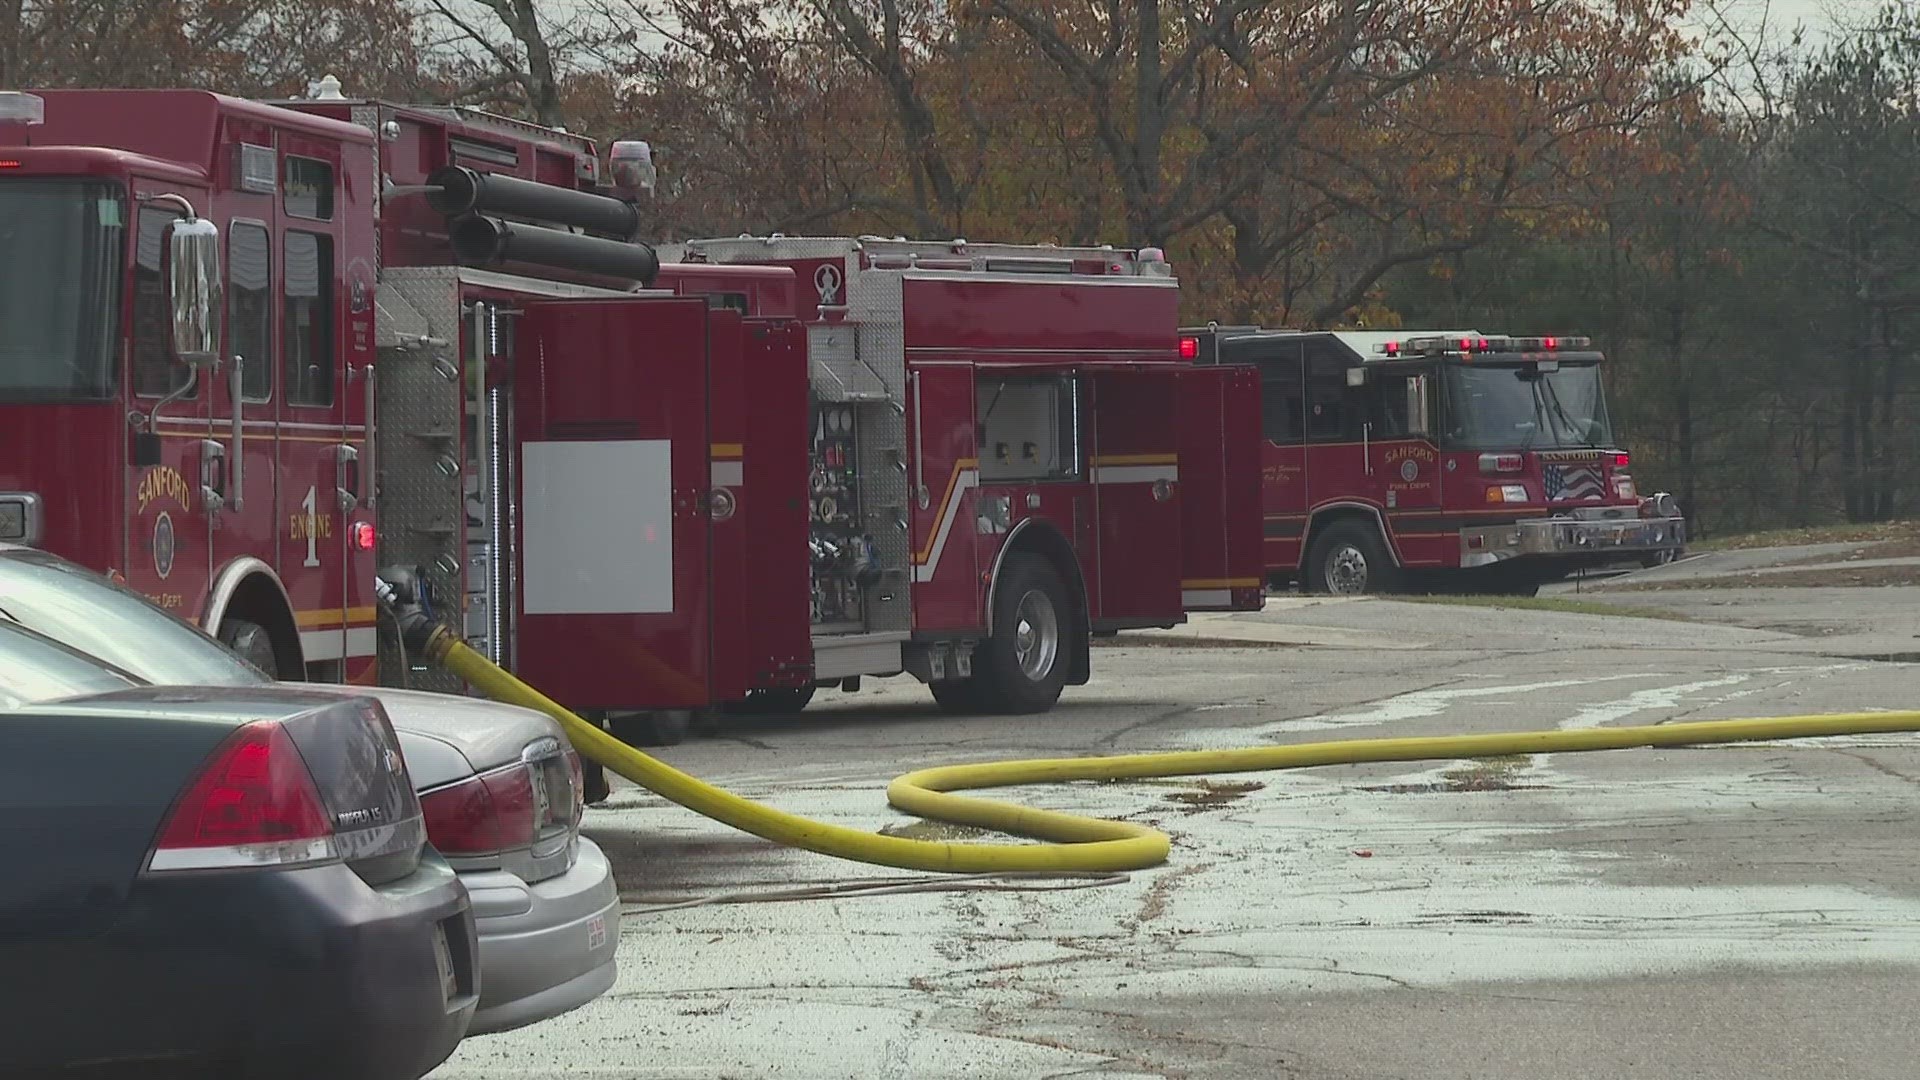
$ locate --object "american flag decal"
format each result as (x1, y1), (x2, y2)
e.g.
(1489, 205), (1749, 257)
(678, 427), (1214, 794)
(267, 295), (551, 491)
(1544, 464), (1605, 501)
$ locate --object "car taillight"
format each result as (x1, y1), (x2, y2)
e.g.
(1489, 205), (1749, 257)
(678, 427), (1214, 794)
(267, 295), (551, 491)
(148, 721), (338, 872)
(418, 764), (538, 855)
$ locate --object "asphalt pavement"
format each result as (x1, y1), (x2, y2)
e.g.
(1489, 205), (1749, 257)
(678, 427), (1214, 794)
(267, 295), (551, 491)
(430, 571), (1920, 1079)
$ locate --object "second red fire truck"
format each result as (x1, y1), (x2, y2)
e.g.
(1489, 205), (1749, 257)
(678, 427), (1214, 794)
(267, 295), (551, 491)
(0, 84), (1262, 743)
(1181, 326), (1687, 596)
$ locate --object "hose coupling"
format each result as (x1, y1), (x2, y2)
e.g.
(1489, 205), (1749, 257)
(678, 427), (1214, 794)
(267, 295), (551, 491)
(375, 565), (457, 660)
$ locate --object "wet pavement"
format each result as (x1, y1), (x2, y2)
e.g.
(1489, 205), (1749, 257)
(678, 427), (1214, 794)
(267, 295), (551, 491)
(431, 580), (1920, 1079)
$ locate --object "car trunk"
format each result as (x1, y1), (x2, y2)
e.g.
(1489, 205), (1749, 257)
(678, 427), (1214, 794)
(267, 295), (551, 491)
(330, 687), (580, 884)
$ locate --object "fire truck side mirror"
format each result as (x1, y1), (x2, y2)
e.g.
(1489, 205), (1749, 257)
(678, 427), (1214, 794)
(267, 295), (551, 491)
(168, 217), (224, 370)
(1407, 375), (1430, 437)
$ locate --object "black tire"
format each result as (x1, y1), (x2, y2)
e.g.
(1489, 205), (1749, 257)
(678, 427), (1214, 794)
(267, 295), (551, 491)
(724, 686), (817, 716)
(581, 761), (612, 806)
(1304, 521), (1400, 595)
(967, 555), (1072, 715)
(929, 678), (983, 715)
(219, 616), (283, 679)
(608, 710), (690, 747)
(1641, 548), (1680, 568)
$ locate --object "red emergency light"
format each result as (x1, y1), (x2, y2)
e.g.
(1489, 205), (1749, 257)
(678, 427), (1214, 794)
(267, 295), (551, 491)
(0, 161), (18, 169)
(1375, 334), (1594, 358)
(352, 521), (376, 551)
(1611, 451), (1630, 469)
(1179, 336), (1199, 360)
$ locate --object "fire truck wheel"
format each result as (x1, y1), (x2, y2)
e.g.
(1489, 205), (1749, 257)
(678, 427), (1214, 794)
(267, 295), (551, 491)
(971, 555), (1071, 715)
(220, 617), (283, 679)
(608, 710), (691, 747)
(929, 679), (984, 715)
(725, 686), (817, 716)
(1306, 521), (1400, 596)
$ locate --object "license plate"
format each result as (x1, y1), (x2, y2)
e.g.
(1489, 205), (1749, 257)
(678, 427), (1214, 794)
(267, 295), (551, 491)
(433, 923), (458, 1003)
(587, 915), (608, 953)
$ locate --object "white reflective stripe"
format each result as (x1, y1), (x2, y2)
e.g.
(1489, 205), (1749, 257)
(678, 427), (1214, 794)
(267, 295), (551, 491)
(301, 626), (378, 660)
(913, 469), (979, 583)
(148, 836), (337, 872)
(1182, 589), (1232, 608)
(710, 461), (744, 487)
(1092, 464), (1178, 484)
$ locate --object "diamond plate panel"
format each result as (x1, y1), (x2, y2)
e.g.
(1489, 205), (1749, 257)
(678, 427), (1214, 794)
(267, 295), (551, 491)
(375, 284), (432, 349)
(374, 270), (468, 693)
(841, 271), (911, 632)
(683, 235), (1171, 276)
(687, 236), (866, 263)
(856, 399), (911, 633)
(374, 338), (465, 693)
(808, 323), (888, 401)
(847, 270), (905, 392)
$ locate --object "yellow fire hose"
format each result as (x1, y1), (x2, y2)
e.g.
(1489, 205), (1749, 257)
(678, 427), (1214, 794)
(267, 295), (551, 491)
(407, 627), (1920, 874)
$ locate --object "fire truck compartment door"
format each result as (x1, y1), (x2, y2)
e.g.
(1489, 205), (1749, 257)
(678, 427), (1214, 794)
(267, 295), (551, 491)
(511, 297), (714, 709)
(1087, 367), (1183, 622)
(1175, 364), (1264, 611)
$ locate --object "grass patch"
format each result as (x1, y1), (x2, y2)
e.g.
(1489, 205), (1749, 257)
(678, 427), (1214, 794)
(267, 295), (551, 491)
(1606, 564), (1920, 591)
(1395, 593), (1692, 621)
(1694, 520), (1920, 552)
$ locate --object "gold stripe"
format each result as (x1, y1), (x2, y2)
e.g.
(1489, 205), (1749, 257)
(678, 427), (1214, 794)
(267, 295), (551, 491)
(711, 443), (744, 459)
(153, 428), (361, 446)
(297, 605), (378, 629)
(1091, 452), (1178, 466)
(912, 457), (979, 565)
(1180, 577), (1261, 589)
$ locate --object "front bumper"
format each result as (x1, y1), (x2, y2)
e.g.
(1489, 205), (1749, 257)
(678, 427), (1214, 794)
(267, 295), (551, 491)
(1461, 513), (1687, 568)
(464, 835), (621, 1035)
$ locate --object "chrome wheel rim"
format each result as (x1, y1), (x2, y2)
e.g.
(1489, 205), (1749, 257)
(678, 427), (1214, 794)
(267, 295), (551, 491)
(1013, 589), (1060, 681)
(1326, 545), (1370, 594)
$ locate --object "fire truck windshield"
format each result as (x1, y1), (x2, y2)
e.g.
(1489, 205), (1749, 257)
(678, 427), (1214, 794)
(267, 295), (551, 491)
(0, 178), (126, 401)
(1441, 362), (1612, 451)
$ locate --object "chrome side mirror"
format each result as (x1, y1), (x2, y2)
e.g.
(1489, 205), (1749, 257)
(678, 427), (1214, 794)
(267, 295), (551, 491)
(169, 216), (223, 369)
(1407, 374), (1430, 436)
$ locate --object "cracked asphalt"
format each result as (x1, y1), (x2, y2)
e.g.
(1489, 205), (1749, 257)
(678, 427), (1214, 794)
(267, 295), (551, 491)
(431, 582), (1920, 1079)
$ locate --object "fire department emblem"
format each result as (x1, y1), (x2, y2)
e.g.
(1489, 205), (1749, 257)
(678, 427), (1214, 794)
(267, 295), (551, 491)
(814, 263), (843, 305)
(153, 512), (176, 580)
(1400, 458), (1419, 483)
(347, 258), (375, 314)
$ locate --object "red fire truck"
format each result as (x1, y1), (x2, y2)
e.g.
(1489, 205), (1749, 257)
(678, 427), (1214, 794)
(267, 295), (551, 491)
(0, 84), (1261, 742)
(1181, 326), (1686, 596)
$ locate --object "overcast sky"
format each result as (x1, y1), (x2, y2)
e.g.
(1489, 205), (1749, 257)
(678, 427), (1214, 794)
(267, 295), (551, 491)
(1710, 0), (1886, 43)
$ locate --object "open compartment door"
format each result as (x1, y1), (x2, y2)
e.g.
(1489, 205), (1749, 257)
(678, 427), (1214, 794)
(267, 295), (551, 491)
(512, 297), (715, 709)
(1177, 364), (1265, 611)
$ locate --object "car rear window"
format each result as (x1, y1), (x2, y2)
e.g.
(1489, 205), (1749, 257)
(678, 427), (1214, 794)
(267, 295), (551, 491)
(0, 624), (136, 707)
(0, 553), (266, 687)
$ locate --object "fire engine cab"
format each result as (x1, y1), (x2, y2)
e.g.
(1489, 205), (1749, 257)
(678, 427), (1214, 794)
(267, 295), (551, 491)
(0, 83), (1261, 741)
(1182, 326), (1686, 596)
